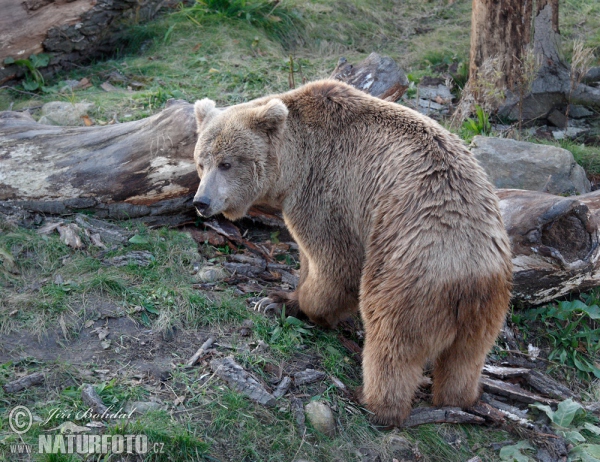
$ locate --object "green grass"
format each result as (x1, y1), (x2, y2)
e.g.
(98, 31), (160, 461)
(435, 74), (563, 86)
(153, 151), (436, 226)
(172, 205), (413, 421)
(0, 215), (226, 335)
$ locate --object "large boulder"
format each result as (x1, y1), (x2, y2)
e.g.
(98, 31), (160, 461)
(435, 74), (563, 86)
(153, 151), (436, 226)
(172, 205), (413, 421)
(470, 136), (590, 195)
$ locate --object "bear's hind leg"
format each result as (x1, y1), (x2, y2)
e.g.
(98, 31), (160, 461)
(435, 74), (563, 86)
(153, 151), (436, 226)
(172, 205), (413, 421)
(432, 288), (509, 408)
(431, 334), (488, 409)
(361, 325), (427, 426)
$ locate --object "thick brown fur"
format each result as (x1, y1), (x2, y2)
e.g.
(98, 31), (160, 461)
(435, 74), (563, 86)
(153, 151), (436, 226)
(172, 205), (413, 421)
(192, 80), (513, 426)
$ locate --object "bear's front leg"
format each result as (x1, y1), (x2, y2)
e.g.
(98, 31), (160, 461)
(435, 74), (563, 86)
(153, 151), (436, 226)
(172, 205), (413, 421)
(254, 248), (310, 318)
(255, 247), (359, 328)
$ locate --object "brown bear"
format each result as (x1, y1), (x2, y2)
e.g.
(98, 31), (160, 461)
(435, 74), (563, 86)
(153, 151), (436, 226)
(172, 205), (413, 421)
(191, 80), (513, 426)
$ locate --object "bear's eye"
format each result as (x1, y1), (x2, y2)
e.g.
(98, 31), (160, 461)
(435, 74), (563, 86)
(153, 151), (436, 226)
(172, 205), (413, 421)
(219, 162), (231, 171)
(198, 163), (204, 170)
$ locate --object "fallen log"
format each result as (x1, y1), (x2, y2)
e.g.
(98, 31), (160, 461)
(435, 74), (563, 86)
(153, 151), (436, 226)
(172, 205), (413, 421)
(403, 407), (485, 427)
(498, 189), (600, 305)
(2, 371), (44, 393)
(0, 102), (199, 220)
(480, 377), (558, 406)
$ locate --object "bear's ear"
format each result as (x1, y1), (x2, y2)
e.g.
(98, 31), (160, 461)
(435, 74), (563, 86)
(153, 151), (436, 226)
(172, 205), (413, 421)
(250, 98), (288, 135)
(194, 98), (217, 128)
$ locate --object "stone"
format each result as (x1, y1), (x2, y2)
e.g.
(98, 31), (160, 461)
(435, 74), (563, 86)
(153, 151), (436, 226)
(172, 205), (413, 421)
(305, 400), (336, 437)
(385, 435), (415, 461)
(568, 105), (593, 119)
(547, 108), (567, 128)
(552, 127), (589, 140)
(197, 265), (228, 282)
(124, 401), (162, 414)
(470, 136), (591, 195)
(38, 101), (94, 126)
(417, 83), (453, 103)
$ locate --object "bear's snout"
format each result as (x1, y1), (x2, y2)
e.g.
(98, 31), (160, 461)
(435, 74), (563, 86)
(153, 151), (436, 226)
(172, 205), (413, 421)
(193, 196), (211, 217)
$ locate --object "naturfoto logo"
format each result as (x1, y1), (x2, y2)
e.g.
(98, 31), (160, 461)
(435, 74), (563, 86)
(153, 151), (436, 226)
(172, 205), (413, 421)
(7, 405), (164, 455)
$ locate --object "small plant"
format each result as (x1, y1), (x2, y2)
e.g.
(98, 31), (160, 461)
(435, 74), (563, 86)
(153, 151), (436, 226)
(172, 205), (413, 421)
(531, 399), (600, 461)
(566, 39), (595, 128)
(522, 299), (600, 380)
(513, 46), (540, 135)
(499, 440), (535, 461)
(460, 105), (491, 141)
(449, 61), (469, 90)
(270, 306), (314, 344)
(451, 56), (504, 131)
(4, 53), (50, 91)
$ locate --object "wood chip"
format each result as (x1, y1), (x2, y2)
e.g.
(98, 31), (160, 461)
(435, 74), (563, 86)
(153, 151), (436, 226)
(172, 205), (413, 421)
(525, 370), (576, 400)
(57, 223), (84, 249)
(186, 336), (215, 367)
(100, 81), (118, 92)
(3, 372), (44, 393)
(468, 401), (506, 425)
(210, 356), (276, 407)
(482, 365), (530, 379)
(81, 384), (109, 416)
(290, 397), (306, 433)
(273, 376), (292, 398)
(480, 377), (557, 405)
(403, 407), (485, 427)
(293, 369), (326, 386)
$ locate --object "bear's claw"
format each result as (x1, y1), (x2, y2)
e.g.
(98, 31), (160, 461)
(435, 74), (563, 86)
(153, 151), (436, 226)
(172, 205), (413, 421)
(253, 297), (282, 315)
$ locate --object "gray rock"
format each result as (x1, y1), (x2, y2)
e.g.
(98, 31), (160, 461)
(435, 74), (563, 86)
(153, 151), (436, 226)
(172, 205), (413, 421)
(305, 401), (336, 437)
(568, 105), (594, 119)
(417, 84), (453, 103)
(470, 136), (590, 195)
(547, 108), (567, 128)
(385, 435), (415, 461)
(124, 401), (162, 414)
(418, 98), (445, 110)
(197, 265), (228, 282)
(38, 101), (94, 126)
(552, 127), (589, 140)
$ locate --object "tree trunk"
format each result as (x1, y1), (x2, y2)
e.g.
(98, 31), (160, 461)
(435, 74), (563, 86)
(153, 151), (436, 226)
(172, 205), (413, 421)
(469, 0), (531, 90)
(0, 0), (168, 85)
(469, 0), (600, 121)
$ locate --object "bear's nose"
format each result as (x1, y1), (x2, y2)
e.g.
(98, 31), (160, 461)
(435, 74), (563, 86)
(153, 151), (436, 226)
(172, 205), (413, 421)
(193, 196), (211, 216)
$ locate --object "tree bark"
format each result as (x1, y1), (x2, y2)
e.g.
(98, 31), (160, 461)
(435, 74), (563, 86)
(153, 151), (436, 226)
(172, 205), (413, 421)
(0, 100), (199, 219)
(469, 0), (532, 90)
(498, 188), (600, 305)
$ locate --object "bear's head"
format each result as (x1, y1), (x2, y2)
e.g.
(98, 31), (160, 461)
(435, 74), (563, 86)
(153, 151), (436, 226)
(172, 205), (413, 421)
(192, 97), (288, 221)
